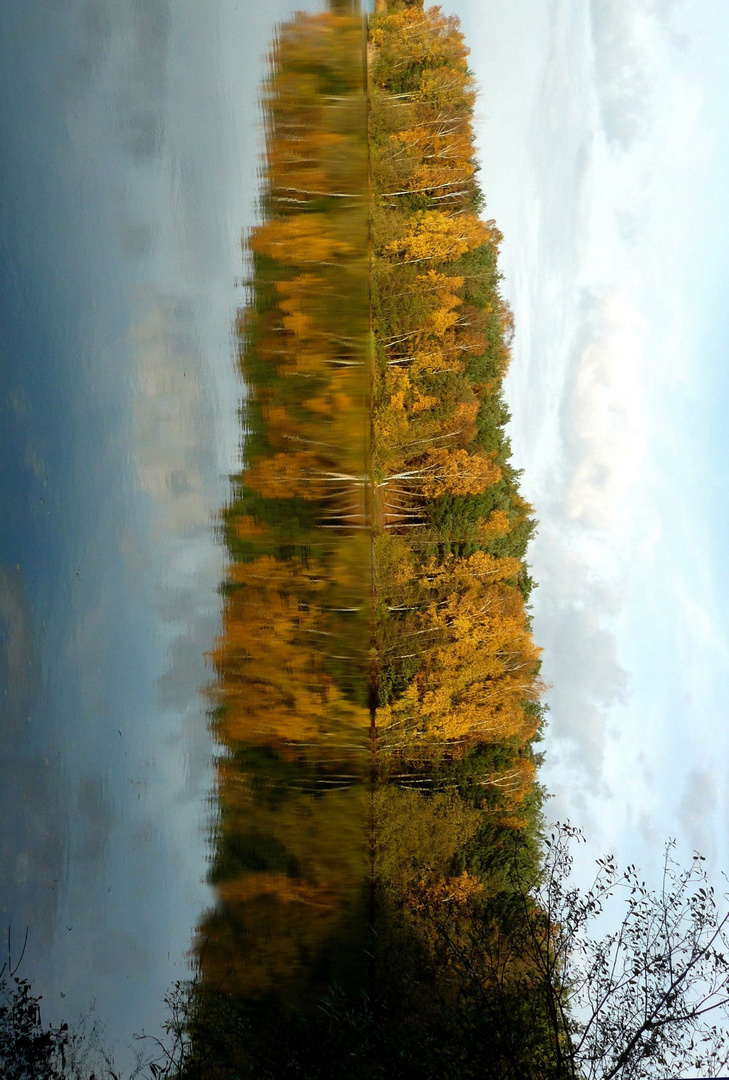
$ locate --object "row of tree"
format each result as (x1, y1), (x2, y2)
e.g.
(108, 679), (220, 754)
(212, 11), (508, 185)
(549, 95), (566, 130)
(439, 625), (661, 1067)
(366, 7), (554, 1072)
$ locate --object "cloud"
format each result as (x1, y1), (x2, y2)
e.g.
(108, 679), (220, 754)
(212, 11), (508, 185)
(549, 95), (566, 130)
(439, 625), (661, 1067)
(524, 288), (660, 828)
(468, 0), (729, 894)
(531, 536), (629, 791)
(589, 0), (653, 149)
(513, 286), (650, 805)
(562, 290), (649, 532)
(679, 767), (719, 859)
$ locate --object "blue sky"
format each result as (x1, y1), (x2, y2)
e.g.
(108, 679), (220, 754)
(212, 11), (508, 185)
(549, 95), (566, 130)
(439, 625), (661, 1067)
(456, 0), (729, 883)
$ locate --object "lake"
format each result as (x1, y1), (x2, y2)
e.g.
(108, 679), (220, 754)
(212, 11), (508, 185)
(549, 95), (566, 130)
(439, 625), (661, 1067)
(0, 0), (367, 1067)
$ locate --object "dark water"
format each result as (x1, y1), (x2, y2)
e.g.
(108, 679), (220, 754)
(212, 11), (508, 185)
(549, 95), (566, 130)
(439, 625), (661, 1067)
(0, 0), (366, 1067)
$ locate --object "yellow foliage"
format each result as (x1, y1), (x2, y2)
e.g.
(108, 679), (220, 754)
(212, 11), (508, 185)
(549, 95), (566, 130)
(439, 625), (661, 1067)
(219, 873), (339, 912)
(419, 447), (501, 498)
(231, 515), (271, 542)
(210, 556), (370, 750)
(411, 391), (439, 415)
(385, 210), (492, 265)
(410, 872), (484, 911)
(478, 508), (513, 540)
(428, 306), (460, 336)
(250, 214), (353, 266)
(244, 450), (329, 501)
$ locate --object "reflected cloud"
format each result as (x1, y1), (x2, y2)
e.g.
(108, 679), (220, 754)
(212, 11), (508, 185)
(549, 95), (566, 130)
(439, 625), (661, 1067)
(130, 295), (220, 534)
(56, 0), (171, 160)
(128, 291), (232, 799)
(0, 565), (39, 744)
(115, 217), (154, 262)
(0, 564), (67, 947)
(76, 776), (113, 865)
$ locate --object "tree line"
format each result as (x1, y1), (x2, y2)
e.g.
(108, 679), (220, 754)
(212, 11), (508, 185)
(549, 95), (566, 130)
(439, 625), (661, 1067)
(366, 6), (552, 1070)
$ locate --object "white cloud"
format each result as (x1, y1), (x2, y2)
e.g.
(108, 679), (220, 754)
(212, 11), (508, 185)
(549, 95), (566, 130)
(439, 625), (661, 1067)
(589, 0), (649, 148)
(564, 291), (649, 531)
(679, 767), (719, 860)
(463, 0), (729, 882)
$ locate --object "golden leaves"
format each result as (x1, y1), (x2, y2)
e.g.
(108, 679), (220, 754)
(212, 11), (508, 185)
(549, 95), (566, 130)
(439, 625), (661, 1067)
(419, 448), (501, 498)
(250, 215), (353, 266)
(385, 210), (491, 265)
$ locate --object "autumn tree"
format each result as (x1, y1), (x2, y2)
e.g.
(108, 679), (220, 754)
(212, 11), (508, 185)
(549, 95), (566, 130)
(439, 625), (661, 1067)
(428, 825), (729, 1080)
(384, 209), (495, 265)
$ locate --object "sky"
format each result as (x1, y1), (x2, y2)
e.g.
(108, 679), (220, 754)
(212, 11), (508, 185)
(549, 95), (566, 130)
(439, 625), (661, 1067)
(456, 0), (729, 886)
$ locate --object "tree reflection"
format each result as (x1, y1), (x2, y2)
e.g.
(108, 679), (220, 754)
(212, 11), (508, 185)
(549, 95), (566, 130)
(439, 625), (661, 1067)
(195, 2), (373, 1053)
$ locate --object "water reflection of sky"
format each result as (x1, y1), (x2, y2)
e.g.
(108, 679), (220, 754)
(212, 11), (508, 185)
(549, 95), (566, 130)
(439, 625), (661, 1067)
(0, 0), (324, 1064)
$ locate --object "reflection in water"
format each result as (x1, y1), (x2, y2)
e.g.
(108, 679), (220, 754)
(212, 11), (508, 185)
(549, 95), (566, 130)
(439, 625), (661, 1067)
(197, 4), (372, 1040)
(0, 0), (316, 1063)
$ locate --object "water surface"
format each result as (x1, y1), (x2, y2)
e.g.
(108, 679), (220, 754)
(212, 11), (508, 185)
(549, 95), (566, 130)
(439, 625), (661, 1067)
(0, 0), (335, 1063)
